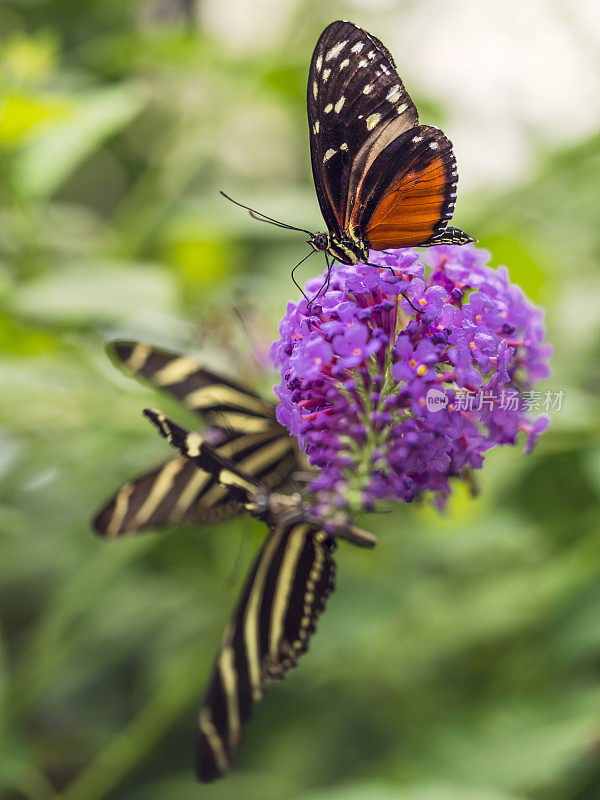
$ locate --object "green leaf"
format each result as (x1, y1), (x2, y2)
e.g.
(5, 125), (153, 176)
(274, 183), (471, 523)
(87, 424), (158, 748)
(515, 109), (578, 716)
(13, 260), (178, 324)
(298, 782), (524, 800)
(15, 84), (146, 199)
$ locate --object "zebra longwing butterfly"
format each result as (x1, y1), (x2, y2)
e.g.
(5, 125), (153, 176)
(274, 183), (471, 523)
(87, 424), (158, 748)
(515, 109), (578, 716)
(93, 341), (300, 537)
(144, 408), (376, 781)
(223, 20), (474, 273)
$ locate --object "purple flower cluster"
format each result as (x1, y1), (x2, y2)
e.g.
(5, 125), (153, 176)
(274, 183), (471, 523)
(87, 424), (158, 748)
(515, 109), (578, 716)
(271, 245), (552, 518)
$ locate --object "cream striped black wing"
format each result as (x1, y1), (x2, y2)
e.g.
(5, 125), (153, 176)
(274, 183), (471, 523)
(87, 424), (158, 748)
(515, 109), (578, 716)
(143, 408), (374, 781)
(93, 342), (299, 536)
(93, 427), (296, 536)
(196, 519), (335, 781)
(108, 341), (276, 434)
(145, 409), (377, 551)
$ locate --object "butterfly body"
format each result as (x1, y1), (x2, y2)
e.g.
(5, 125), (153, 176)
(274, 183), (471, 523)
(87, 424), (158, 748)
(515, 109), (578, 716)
(308, 228), (368, 264)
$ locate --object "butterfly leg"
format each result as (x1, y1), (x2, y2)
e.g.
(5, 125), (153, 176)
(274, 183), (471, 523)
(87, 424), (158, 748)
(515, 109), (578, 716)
(365, 259), (396, 277)
(365, 260), (421, 314)
(401, 294), (421, 314)
(307, 254), (336, 310)
(323, 253), (336, 295)
(291, 250), (315, 303)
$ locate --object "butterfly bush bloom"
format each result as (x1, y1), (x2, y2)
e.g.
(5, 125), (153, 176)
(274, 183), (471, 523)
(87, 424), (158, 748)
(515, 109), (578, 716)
(271, 245), (552, 519)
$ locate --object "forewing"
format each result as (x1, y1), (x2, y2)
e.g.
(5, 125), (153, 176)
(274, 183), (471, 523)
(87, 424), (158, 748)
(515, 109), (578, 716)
(196, 521), (336, 781)
(141, 410), (304, 516)
(356, 125), (464, 248)
(110, 341), (273, 434)
(307, 20), (418, 236)
(92, 456), (233, 536)
(93, 425), (299, 536)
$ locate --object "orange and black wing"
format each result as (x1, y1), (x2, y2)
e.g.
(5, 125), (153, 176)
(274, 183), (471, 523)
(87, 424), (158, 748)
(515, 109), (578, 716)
(307, 21), (474, 248)
(307, 20), (418, 239)
(352, 124), (474, 249)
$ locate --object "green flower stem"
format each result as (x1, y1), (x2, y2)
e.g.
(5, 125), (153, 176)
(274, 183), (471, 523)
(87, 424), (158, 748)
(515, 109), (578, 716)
(336, 362), (402, 515)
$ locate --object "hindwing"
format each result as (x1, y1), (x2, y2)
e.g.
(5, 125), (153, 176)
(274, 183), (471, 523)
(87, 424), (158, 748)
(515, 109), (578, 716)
(196, 520), (335, 781)
(356, 125), (459, 248)
(142, 408), (376, 781)
(93, 426), (297, 536)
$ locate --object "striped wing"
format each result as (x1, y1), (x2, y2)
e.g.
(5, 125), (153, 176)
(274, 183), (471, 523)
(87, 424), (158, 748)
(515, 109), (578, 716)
(143, 409), (377, 780)
(93, 342), (299, 536)
(144, 409), (378, 550)
(197, 520), (335, 781)
(109, 341), (274, 433)
(143, 409), (337, 779)
(93, 426), (297, 536)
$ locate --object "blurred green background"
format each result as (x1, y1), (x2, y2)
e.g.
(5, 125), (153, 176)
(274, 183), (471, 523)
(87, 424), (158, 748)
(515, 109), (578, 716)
(1, 1), (600, 799)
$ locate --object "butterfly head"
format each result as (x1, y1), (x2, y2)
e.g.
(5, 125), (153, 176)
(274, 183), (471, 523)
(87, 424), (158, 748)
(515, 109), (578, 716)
(308, 231), (330, 253)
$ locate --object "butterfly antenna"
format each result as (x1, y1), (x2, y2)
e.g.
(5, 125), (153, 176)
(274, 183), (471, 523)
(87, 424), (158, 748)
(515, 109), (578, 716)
(291, 250), (315, 303)
(220, 191), (314, 236)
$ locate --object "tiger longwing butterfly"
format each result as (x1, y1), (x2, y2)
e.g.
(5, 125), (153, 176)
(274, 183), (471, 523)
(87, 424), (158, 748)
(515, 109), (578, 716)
(93, 341), (300, 537)
(143, 408), (376, 781)
(222, 19), (474, 274)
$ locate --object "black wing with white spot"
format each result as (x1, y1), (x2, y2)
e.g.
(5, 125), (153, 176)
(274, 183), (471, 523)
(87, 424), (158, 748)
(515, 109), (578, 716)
(307, 20), (419, 237)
